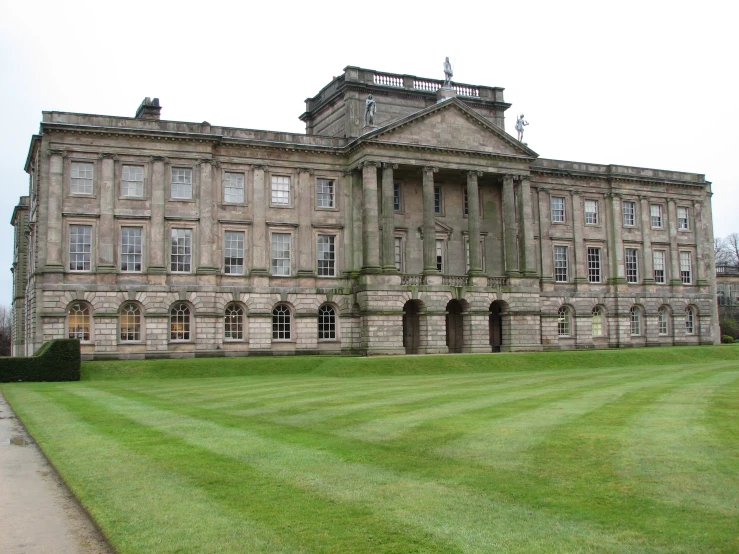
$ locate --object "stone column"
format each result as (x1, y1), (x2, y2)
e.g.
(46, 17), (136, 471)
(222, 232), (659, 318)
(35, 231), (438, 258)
(606, 192), (625, 283)
(466, 170), (483, 275)
(639, 195), (654, 284)
(422, 166), (439, 274)
(693, 200), (706, 285)
(148, 157), (167, 273)
(351, 170), (363, 273)
(502, 175), (519, 276)
(297, 168), (314, 276)
(251, 165), (268, 275)
(361, 161), (381, 273)
(518, 177), (537, 276)
(44, 151), (65, 272)
(571, 190), (585, 283)
(342, 170), (356, 276)
(197, 160), (217, 273)
(382, 164), (398, 272)
(537, 187), (553, 282)
(98, 154), (116, 272)
(701, 189), (720, 344)
(667, 199), (681, 285)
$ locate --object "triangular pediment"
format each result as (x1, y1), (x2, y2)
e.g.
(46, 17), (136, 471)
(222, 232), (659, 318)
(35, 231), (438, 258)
(360, 98), (537, 158)
(418, 219), (455, 239)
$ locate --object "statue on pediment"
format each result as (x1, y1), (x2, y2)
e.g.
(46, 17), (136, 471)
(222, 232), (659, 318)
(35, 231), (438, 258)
(365, 94), (376, 127)
(515, 114), (529, 142)
(443, 57), (453, 87)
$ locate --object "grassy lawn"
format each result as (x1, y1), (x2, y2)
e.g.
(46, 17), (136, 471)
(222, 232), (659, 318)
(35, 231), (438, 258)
(3, 346), (739, 553)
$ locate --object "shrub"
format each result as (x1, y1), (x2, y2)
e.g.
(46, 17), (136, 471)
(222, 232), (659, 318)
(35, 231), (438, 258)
(722, 335), (735, 344)
(0, 339), (80, 382)
(720, 318), (739, 339)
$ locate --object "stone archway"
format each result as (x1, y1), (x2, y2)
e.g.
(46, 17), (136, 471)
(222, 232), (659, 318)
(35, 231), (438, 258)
(446, 299), (464, 353)
(489, 301), (505, 352)
(403, 300), (423, 354)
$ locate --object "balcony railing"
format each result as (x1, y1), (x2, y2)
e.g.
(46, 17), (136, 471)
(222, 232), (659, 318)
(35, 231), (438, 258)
(400, 274), (425, 286)
(442, 275), (469, 286)
(487, 276), (509, 288)
(717, 264), (739, 275)
(373, 73), (404, 88)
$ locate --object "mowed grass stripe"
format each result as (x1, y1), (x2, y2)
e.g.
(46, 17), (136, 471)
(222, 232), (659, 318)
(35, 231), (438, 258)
(68, 385), (664, 554)
(3, 388), (305, 554)
(519, 367), (739, 551)
(619, 370), (739, 516)
(28, 386), (458, 554)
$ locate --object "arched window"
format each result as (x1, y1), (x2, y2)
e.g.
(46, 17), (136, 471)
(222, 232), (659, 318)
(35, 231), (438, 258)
(120, 303), (141, 342)
(272, 304), (291, 340)
(170, 303), (191, 341)
(557, 306), (571, 337)
(68, 302), (91, 341)
(658, 306), (670, 336)
(318, 305), (336, 340)
(224, 303), (244, 340)
(591, 306), (604, 337)
(685, 307), (695, 335)
(630, 306), (642, 336)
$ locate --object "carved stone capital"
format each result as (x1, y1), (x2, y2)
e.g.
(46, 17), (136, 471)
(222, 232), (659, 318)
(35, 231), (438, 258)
(341, 168), (356, 176)
(381, 163), (399, 170)
(422, 166), (439, 174)
(197, 158), (221, 168)
(693, 200), (703, 208)
(98, 152), (118, 160)
(535, 186), (550, 194)
(149, 155), (170, 164)
(46, 149), (67, 158)
(571, 189), (584, 196)
(467, 170), (484, 178)
(297, 167), (314, 174)
(362, 160), (379, 168)
(638, 194), (650, 201)
(252, 164), (268, 171)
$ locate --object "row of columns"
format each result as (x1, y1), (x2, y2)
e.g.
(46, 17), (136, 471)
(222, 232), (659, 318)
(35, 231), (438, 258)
(358, 161), (533, 277)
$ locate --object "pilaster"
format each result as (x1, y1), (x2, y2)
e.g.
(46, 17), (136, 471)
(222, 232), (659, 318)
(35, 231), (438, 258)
(466, 170), (483, 275)
(639, 195), (654, 284)
(667, 199), (681, 286)
(97, 153), (117, 273)
(571, 190), (586, 284)
(297, 167), (315, 277)
(537, 187), (553, 283)
(148, 156), (168, 274)
(44, 150), (65, 272)
(381, 163), (399, 273)
(196, 159), (219, 275)
(361, 161), (381, 273)
(606, 192), (626, 284)
(250, 165), (269, 275)
(518, 177), (537, 277)
(422, 166), (439, 275)
(502, 175), (520, 277)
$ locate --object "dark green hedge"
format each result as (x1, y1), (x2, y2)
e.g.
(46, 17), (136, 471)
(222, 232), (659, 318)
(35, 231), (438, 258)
(0, 339), (81, 382)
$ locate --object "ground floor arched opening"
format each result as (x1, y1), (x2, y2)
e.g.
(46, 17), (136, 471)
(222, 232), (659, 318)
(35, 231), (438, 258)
(489, 301), (505, 352)
(446, 299), (464, 353)
(403, 300), (422, 354)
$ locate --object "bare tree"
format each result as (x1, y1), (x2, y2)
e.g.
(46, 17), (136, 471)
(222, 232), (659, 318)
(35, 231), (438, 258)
(725, 233), (739, 266)
(0, 305), (11, 357)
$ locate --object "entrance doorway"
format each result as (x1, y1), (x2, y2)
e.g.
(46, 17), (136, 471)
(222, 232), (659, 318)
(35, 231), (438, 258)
(403, 300), (422, 354)
(489, 301), (504, 352)
(446, 300), (464, 353)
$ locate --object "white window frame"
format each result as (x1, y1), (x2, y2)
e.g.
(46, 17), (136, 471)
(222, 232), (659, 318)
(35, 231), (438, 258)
(629, 306), (642, 336)
(435, 238), (445, 273)
(224, 303), (245, 341)
(393, 182), (403, 212)
(557, 306), (571, 337)
(591, 306), (604, 337)
(551, 196), (565, 223)
(584, 200), (599, 225)
(69, 224), (93, 272)
(685, 306), (695, 335)
(680, 251), (692, 284)
(224, 230), (245, 275)
(271, 232), (292, 276)
(120, 302), (143, 343)
(434, 186), (442, 214)
(170, 228), (193, 273)
(68, 301), (92, 342)
(170, 168), (193, 200)
(120, 226), (143, 273)
(653, 250), (666, 284)
(121, 165), (145, 198)
(70, 161), (94, 195)
(316, 234), (336, 277)
(318, 304), (338, 341)
(587, 247), (601, 283)
(394, 236), (404, 272)
(224, 172), (245, 204)
(625, 248), (639, 283)
(650, 204), (663, 229)
(658, 306), (670, 336)
(271, 175), (291, 206)
(169, 302), (193, 342)
(622, 201), (636, 227)
(554, 245), (568, 282)
(677, 207), (690, 230)
(316, 178), (336, 209)
(272, 304), (292, 341)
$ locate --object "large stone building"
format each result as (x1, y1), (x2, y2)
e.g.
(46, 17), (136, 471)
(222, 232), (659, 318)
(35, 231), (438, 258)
(10, 65), (720, 359)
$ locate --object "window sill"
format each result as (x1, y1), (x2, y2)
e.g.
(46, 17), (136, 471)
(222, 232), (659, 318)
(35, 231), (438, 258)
(169, 198), (196, 203)
(221, 202), (248, 207)
(119, 196), (147, 201)
(315, 206), (339, 212)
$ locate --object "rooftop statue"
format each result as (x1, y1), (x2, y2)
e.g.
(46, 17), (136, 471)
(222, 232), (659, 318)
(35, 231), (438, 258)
(443, 57), (453, 87)
(515, 114), (529, 142)
(364, 94), (376, 127)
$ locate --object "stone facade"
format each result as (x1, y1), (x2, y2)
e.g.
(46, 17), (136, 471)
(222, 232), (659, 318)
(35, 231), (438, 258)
(10, 67), (720, 360)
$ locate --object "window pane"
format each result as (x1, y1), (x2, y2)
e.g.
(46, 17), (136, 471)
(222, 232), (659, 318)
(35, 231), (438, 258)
(170, 302), (190, 340)
(685, 307), (694, 334)
(434, 186), (441, 214)
(318, 305), (336, 340)
(558, 307), (570, 337)
(69, 225), (92, 271)
(271, 176), (290, 205)
(622, 201), (635, 226)
(224, 304), (244, 340)
(224, 172), (245, 203)
(171, 168), (192, 199)
(551, 197), (565, 223)
(677, 207), (689, 230)
(394, 237), (402, 272)
(680, 252), (692, 284)
(120, 227), (142, 272)
(317, 235), (335, 276)
(587, 247), (600, 283)
(436, 239), (443, 273)
(585, 200), (598, 224)
(625, 248), (638, 283)
(592, 307), (603, 337)
(650, 205), (662, 228)
(272, 304), (291, 340)
(68, 302), (91, 341)
(554, 246), (568, 282)
(630, 307), (641, 335)
(393, 183), (401, 211)
(224, 231), (245, 274)
(170, 229), (192, 272)
(71, 162), (93, 194)
(653, 250), (665, 283)
(122, 165), (144, 197)
(317, 178), (335, 208)
(271, 233), (291, 275)
(658, 307), (669, 335)
(120, 304), (141, 341)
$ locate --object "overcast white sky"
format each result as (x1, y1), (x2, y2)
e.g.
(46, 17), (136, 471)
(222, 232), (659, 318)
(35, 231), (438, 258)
(0, 0), (736, 305)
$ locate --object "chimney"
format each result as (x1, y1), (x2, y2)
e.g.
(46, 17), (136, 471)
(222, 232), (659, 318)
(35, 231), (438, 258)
(135, 97), (162, 120)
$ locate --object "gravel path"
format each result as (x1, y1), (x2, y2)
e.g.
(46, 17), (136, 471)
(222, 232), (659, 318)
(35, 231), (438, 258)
(0, 391), (113, 554)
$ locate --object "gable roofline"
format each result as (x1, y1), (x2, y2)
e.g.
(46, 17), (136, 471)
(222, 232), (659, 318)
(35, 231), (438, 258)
(348, 97), (538, 158)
